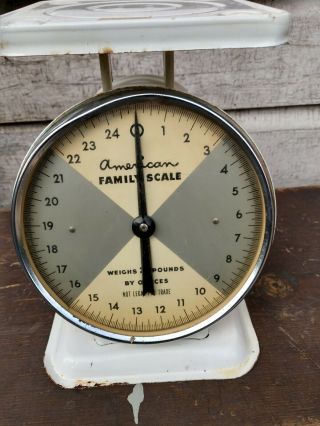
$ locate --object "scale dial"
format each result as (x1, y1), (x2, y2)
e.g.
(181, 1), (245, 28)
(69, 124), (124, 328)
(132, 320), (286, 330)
(12, 88), (275, 343)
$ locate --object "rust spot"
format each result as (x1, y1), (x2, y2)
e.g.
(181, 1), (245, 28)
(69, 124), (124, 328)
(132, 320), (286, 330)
(260, 273), (293, 298)
(75, 379), (130, 388)
(99, 47), (113, 54)
(75, 380), (111, 388)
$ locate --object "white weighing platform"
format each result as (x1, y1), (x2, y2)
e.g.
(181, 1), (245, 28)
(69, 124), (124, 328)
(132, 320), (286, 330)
(45, 302), (259, 388)
(0, 0), (290, 56)
(2, 0), (289, 387)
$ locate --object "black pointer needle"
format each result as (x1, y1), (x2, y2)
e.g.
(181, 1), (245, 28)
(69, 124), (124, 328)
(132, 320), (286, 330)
(134, 111), (147, 218)
(131, 111), (156, 296)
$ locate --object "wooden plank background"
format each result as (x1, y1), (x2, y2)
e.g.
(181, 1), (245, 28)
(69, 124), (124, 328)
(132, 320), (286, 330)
(0, 3), (319, 424)
(0, 0), (319, 207)
(1, 0), (320, 123)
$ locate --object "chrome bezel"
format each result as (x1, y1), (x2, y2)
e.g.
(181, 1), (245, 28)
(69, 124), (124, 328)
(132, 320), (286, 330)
(12, 87), (276, 343)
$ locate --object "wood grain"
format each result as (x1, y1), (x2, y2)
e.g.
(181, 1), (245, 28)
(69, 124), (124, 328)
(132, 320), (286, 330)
(1, 0), (320, 123)
(1, 105), (319, 208)
(0, 187), (319, 425)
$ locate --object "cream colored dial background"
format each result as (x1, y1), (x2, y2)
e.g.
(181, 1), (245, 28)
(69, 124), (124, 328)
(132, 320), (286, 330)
(55, 105), (224, 217)
(23, 101), (265, 337)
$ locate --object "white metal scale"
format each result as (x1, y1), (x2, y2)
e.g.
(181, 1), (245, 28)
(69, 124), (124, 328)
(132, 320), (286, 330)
(2, 0), (290, 388)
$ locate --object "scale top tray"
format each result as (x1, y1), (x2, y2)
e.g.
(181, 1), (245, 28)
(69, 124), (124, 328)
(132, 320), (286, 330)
(0, 0), (290, 56)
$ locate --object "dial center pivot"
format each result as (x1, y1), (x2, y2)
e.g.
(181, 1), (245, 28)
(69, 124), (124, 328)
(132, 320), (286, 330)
(132, 215), (156, 238)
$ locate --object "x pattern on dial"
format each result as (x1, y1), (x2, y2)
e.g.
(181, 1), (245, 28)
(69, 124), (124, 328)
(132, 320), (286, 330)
(55, 105), (223, 217)
(24, 102), (265, 336)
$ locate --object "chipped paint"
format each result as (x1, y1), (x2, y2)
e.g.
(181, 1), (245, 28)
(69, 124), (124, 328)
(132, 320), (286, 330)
(127, 384), (144, 425)
(74, 379), (112, 388)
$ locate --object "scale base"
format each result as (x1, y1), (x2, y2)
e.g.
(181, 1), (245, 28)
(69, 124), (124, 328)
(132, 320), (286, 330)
(44, 301), (259, 388)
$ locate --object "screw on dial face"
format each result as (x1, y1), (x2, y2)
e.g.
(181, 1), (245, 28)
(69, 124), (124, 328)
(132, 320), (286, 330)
(12, 88), (274, 343)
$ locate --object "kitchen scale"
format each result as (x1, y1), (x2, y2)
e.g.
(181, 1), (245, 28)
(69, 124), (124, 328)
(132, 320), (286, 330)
(2, 0), (289, 388)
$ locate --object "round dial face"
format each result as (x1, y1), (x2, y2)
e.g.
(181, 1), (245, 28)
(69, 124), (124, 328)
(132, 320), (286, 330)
(13, 88), (275, 343)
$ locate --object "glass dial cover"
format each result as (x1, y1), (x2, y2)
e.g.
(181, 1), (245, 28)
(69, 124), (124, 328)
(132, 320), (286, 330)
(12, 88), (275, 343)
